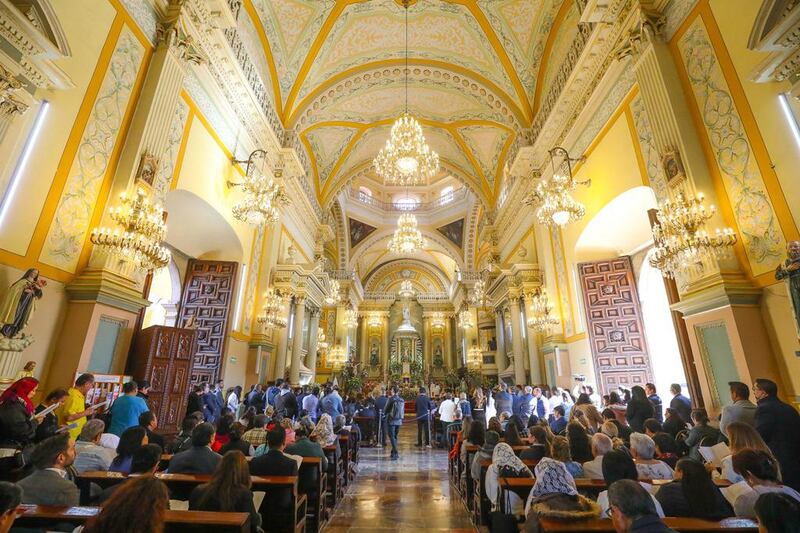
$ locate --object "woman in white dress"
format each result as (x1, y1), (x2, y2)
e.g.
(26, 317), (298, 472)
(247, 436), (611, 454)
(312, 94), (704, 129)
(485, 388), (496, 427)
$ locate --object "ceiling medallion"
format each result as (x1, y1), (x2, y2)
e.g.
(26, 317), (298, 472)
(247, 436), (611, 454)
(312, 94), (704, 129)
(228, 149), (290, 227)
(649, 191), (737, 278)
(526, 288), (560, 332)
(372, 0), (438, 186)
(90, 188), (171, 272)
(525, 146), (590, 227)
(388, 212), (426, 254)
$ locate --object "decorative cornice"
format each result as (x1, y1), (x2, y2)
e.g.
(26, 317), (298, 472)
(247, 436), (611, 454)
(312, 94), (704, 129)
(65, 268), (151, 313)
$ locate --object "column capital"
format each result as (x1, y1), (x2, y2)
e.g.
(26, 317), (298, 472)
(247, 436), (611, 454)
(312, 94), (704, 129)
(614, 6), (667, 61)
(155, 0), (207, 65)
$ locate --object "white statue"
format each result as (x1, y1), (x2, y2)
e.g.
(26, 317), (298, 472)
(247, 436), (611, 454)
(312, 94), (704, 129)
(402, 304), (411, 322)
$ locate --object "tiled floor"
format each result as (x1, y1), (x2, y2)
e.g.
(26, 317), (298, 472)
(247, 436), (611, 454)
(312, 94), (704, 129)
(323, 425), (476, 532)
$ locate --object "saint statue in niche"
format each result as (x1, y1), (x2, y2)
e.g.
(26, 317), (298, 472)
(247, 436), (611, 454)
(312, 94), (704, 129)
(0, 268), (46, 338)
(402, 304), (411, 323)
(369, 343), (379, 367)
(776, 240), (800, 336)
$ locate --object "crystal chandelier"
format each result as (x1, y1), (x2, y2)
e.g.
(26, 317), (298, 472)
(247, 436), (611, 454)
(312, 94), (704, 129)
(398, 279), (415, 298)
(431, 312), (446, 329)
(388, 212), (426, 254)
(323, 278), (340, 306)
(650, 191), (737, 278)
(470, 279), (486, 306)
(467, 344), (482, 369)
(343, 308), (358, 329)
(525, 146), (590, 227)
(257, 287), (288, 329)
(328, 344), (346, 368)
(229, 149), (290, 227)
(526, 288), (560, 332)
(90, 188), (171, 271)
(372, 0), (438, 186)
(368, 313), (382, 328)
(458, 309), (474, 329)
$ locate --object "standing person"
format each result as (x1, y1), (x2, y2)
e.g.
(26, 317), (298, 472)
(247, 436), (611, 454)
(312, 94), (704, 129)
(201, 383), (218, 423)
(374, 388), (389, 447)
(33, 388), (67, 442)
(645, 383), (663, 423)
(186, 384), (204, 418)
(495, 382), (514, 418)
(626, 386), (655, 433)
(669, 384), (692, 424)
(458, 392), (472, 418)
(414, 387), (433, 447)
(135, 380), (151, 407)
(753, 378), (800, 490)
(0, 377), (44, 452)
(472, 388), (486, 427)
(266, 379), (282, 408)
(303, 386), (320, 422)
(227, 386), (242, 413)
(386, 385), (405, 460)
(107, 381), (149, 436)
(320, 385), (343, 420)
(58, 373), (95, 440)
(720, 381), (757, 438)
(531, 386), (548, 423)
(437, 393), (458, 448)
(214, 379), (225, 411)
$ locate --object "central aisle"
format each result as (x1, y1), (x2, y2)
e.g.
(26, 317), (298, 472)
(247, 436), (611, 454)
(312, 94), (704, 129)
(324, 422), (477, 532)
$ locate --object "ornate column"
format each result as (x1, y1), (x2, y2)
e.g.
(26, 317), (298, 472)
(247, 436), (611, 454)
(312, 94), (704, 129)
(523, 293), (543, 385)
(508, 293), (527, 385)
(0, 64), (29, 145)
(289, 296), (307, 384)
(358, 315), (367, 365)
(495, 308), (508, 378)
(306, 308), (320, 381)
(382, 315), (390, 380)
(422, 316), (430, 376)
(273, 305), (292, 381)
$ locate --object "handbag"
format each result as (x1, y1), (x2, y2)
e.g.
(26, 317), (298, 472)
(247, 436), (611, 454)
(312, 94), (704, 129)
(489, 475), (518, 533)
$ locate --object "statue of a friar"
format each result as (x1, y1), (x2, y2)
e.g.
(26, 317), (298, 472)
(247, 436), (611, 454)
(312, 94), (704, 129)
(0, 268), (46, 338)
(776, 240), (800, 336)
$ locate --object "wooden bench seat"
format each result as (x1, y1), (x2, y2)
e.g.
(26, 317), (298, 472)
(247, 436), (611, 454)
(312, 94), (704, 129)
(538, 517), (757, 532)
(15, 504), (250, 532)
(497, 476), (731, 500)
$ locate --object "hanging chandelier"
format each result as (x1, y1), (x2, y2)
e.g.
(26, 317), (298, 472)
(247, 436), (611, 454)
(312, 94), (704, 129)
(526, 288), (560, 332)
(388, 212), (426, 254)
(649, 191), (737, 278)
(398, 279), (415, 298)
(525, 146), (590, 227)
(431, 312), (446, 329)
(323, 278), (340, 306)
(372, 0), (438, 186)
(368, 313), (383, 328)
(343, 308), (358, 329)
(470, 279), (486, 307)
(328, 344), (347, 369)
(257, 287), (288, 329)
(467, 344), (482, 369)
(458, 309), (474, 329)
(229, 149), (290, 227)
(90, 188), (171, 271)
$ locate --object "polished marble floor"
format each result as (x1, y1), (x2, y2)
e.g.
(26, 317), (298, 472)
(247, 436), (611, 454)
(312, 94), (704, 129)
(323, 424), (476, 532)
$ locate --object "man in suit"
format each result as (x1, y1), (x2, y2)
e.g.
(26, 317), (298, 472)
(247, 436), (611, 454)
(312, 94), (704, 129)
(274, 381), (298, 420)
(669, 383), (692, 423)
(414, 387), (433, 447)
(549, 405), (568, 434)
(494, 382), (514, 418)
(17, 433), (80, 506)
(168, 422), (222, 474)
(753, 378), (800, 490)
(720, 381), (757, 437)
(250, 426), (299, 522)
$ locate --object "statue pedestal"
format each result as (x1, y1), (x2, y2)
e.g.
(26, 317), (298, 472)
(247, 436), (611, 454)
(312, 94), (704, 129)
(0, 335), (34, 389)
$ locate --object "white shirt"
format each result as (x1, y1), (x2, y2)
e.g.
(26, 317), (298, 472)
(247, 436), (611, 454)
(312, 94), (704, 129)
(227, 392), (239, 412)
(582, 455), (605, 479)
(597, 483), (665, 518)
(438, 399), (458, 422)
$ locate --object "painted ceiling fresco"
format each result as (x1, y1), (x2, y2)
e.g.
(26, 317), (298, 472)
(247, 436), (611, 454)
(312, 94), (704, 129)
(243, 0), (573, 207)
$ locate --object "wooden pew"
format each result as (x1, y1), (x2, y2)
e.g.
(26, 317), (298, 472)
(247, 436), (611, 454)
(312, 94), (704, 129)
(498, 477), (732, 502)
(472, 459), (540, 527)
(323, 444), (344, 507)
(76, 472), (306, 533)
(538, 517), (757, 532)
(339, 434), (352, 486)
(299, 456), (328, 532)
(15, 504), (250, 532)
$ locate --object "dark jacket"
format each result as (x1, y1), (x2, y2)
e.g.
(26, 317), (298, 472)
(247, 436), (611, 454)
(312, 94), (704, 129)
(285, 437), (328, 470)
(168, 445), (222, 474)
(670, 394), (692, 423)
(145, 427), (166, 449)
(520, 444), (547, 462)
(495, 391), (514, 416)
(186, 392), (203, 417)
(0, 398), (37, 448)
(220, 438), (252, 456)
(415, 394), (434, 419)
(683, 424), (722, 463)
(190, 483), (261, 533)
(655, 480), (733, 520)
(202, 392), (220, 422)
(17, 469), (80, 506)
(375, 395), (389, 418)
(250, 449), (299, 512)
(626, 398), (655, 433)
(755, 395), (800, 490)
(662, 413), (687, 438)
(167, 430), (193, 454)
(523, 493), (601, 533)
(649, 394), (664, 423)
(274, 390), (298, 420)
(630, 515), (678, 532)
(34, 404), (58, 442)
(387, 396), (405, 426)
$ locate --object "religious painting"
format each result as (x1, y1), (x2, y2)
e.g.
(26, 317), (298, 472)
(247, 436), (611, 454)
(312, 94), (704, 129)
(437, 218), (464, 248)
(135, 153), (159, 187)
(661, 150), (685, 184)
(348, 218), (377, 248)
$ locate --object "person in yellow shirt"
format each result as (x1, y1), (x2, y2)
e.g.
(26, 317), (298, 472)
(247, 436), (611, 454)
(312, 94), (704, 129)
(58, 373), (95, 440)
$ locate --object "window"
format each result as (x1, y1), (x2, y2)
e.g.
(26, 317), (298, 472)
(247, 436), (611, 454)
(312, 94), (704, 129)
(232, 263), (248, 330)
(440, 186), (454, 204)
(358, 186), (372, 202)
(393, 195), (419, 211)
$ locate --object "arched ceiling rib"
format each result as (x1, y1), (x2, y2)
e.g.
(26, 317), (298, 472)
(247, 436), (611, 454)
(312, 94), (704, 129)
(349, 227), (465, 277)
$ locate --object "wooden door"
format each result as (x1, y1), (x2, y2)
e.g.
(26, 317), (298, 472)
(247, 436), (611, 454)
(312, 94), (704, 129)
(578, 257), (654, 394)
(178, 260), (238, 385)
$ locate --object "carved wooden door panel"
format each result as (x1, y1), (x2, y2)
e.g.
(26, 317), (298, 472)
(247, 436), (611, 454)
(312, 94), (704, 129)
(178, 260), (238, 385)
(578, 257), (653, 395)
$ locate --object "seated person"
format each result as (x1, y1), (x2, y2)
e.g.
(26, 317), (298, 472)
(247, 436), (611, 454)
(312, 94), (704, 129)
(754, 492), (800, 533)
(0, 481), (22, 533)
(720, 422), (774, 484)
(503, 419), (525, 446)
(662, 407), (688, 438)
(96, 443), (162, 503)
(567, 421), (594, 464)
(630, 432), (674, 480)
(486, 443), (533, 519)
(582, 433), (613, 479)
(655, 458), (733, 519)
(242, 414), (269, 449)
(220, 422), (254, 456)
(602, 408), (632, 442)
(520, 426), (551, 462)
(250, 426), (299, 520)
(166, 415), (200, 454)
(74, 419), (116, 473)
(732, 449), (800, 518)
(281, 417), (297, 445)
(470, 430), (499, 481)
(683, 409), (722, 463)
(17, 433), (80, 506)
(82, 476), (169, 533)
(109, 426), (147, 474)
(138, 411), (166, 449)
(607, 479), (674, 533)
(643, 418), (663, 438)
(552, 436), (584, 478)
(190, 450), (261, 533)
(168, 422), (222, 474)
(548, 405), (567, 434)
(285, 423), (328, 470)
(523, 458), (600, 530)
(596, 449), (665, 518)
(652, 432), (679, 469)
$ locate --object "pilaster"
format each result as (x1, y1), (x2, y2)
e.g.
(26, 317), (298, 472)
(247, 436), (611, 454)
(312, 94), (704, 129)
(306, 308), (320, 380)
(508, 292), (526, 385)
(289, 296), (307, 384)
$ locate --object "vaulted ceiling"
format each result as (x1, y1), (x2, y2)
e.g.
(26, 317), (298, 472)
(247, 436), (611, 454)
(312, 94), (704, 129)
(238, 0), (579, 209)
